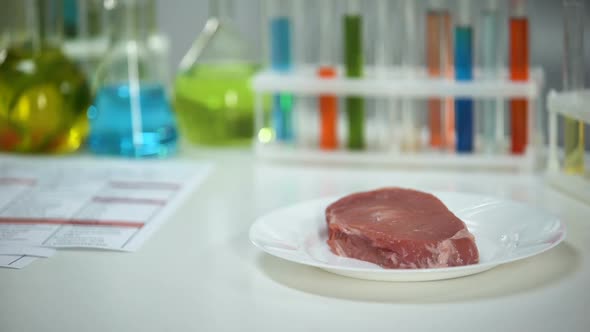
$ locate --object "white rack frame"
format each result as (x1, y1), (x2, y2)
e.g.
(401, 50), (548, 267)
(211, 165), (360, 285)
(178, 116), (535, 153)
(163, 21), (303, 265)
(546, 89), (590, 203)
(252, 66), (545, 171)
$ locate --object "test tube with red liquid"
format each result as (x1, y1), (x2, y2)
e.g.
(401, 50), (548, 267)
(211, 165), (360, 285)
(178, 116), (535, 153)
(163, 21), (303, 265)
(318, 0), (338, 150)
(509, 0), (529, 154)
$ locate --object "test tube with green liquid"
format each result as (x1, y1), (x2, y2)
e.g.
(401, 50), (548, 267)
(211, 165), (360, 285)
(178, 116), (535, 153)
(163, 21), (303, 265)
(343, 0), (365, 150)
(562, 0), (585, 174)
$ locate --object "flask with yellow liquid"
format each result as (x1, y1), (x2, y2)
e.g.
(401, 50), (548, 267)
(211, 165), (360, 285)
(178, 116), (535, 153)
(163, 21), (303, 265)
(0, 0), (91, 153)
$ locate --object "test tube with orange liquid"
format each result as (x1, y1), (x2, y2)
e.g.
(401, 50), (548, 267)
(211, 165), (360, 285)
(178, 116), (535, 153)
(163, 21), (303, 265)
(426, 0), (454, 149)
(317, 0), (338, 150)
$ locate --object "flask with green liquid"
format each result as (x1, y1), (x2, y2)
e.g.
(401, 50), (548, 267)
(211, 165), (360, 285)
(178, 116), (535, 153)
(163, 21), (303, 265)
(0, 0), (91, 153)
(174, 0), (260, 146)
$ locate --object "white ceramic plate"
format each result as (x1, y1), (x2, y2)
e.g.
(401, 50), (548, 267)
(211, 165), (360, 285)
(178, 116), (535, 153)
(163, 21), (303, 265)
(249, 191), (566, 282)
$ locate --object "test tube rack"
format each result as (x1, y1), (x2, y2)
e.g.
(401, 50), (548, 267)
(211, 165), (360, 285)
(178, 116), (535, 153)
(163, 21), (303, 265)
(546, 90), (590, 203)
(63, 37), (109, 74)
(252, 66), (545, 171)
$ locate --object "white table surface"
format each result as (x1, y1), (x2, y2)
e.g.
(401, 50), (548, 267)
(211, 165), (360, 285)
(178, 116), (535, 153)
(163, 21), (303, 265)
(0, 149), (588, 332)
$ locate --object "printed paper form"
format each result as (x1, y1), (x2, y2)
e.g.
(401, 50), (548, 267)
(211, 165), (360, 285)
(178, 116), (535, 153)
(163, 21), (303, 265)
(0, 246), (53, 269)
(0, 245), (55, 257)
(0, 255), (38, 269)
(0, 156), (212, 252)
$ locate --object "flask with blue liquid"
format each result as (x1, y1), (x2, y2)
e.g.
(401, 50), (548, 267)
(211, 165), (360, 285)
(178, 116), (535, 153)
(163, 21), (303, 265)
(88, 0), (177, 158)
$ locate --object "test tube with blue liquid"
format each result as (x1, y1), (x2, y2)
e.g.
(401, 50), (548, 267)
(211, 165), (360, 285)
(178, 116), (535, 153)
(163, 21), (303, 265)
(267, 0), (294, 142)
(63, 0), (79, 38)
(454, 0), (474, 153)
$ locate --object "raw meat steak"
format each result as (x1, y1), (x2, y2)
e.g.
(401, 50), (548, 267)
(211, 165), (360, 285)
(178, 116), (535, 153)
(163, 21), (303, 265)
(326, 188), (479, 269)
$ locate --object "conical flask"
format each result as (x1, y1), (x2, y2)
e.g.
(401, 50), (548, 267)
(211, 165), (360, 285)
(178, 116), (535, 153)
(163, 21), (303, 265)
(0, 0), (91, 153)
(88, 0), (178, 158)
(174, 0), (260, 146)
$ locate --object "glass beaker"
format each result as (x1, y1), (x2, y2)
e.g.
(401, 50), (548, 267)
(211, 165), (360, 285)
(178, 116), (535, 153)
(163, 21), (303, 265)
(173, 0), (260, 146)
(88, 0), (178, 158)
(0, 0), (91, 153)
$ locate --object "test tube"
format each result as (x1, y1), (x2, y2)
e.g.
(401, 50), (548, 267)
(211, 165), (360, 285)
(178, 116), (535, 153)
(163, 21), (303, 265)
(426, 0), (453, 149)
(268, 0), (294, 142)
(509, 0), (529, 154)
(373, 0), (392, 151)
(563, 0), (585, 174)
(443, 7), (455, 151)
(293, 0), (316, 147)
(318, 0), (338, 150)
(343, 0), (365, 150)
(400, 0), (420, 151)
(63, 0), (78, 38)
(454, 0), (474, 153)
(480, 0), (501, 153)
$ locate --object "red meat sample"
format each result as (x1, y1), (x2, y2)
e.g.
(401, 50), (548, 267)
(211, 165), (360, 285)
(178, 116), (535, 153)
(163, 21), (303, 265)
(326, 188), (479, 269)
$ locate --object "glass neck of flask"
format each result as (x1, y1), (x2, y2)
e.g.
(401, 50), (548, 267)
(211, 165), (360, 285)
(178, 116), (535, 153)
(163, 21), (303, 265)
(109, 0), (151, 43)
(209, 0), (235, 22)
(8, 0), (64, 52)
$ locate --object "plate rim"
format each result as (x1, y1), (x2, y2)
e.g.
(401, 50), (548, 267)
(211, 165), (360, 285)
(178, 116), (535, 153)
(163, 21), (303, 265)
(249, 191), (567, 275)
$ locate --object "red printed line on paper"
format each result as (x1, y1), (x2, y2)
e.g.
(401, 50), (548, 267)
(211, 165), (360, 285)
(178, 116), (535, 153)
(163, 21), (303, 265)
(92, 196), (167, 205)
(0, 217), (144, 228)
(108, 181), (180, 190)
